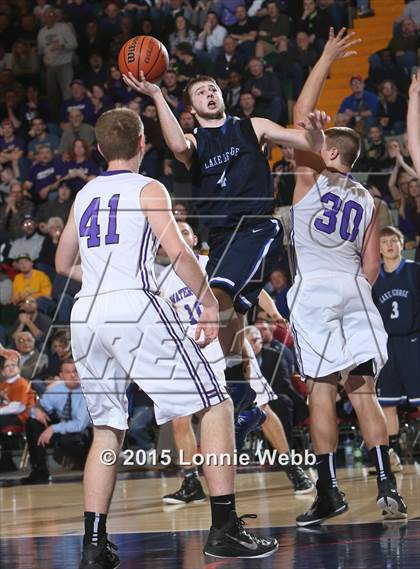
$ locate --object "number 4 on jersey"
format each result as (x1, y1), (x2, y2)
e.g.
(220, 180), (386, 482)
(217, 169), (227, 189)
(79, 194), (120, 248)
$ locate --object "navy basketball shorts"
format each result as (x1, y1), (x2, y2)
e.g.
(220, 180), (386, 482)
(377, 332), (420, 406)
(206, 218), (283, 314)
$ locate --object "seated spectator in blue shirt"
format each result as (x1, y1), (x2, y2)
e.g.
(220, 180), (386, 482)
(60, 79), (95, 126)
(24, 145), (62, 204)
(27, 117), (59, 162)
(338, 75), (380, 133)
(22, 358), (92, 485)
(59, 138), (100, 195)
(0, 119), (25, 168)
(214, 35), (247, 77)
(17, 84), (51, 133)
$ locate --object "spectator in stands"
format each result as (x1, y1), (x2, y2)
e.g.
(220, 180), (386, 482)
(27, 118), (60, 162)
(388, 17), (419, 75)
(79, 21), (107, 60)
(22, 359), (91, 484)
(10, 39), (39, 86)
(268, 268), (291, 320)
(12, 254), (52, 306)
(244, 58), (283, 123)
(36, 216), (63, 278)
(273, 146), (296, 207)
(0, 119), (25, 179)
(255, 1), (291, 59)
(9, 215), (44, 261)
(161, 69), (184, 112)
(0, 182), (34, 241)
(82, 53), (107, 90)
(297, 0), (332, 52)
(109, 15), (135, 61)
(59, 139), (100, 195)
(169, 14), (197, 54)
(37, 7), (78, 112)
(228, 4), (258, 60)
(61, 79), (95, 126)
(367, 184), (393, 230)
(191, 0), (218, 30)
(17, 14), (39, 49)
(59, 109), (95, 154)
(255, 319), (295, 378)
(224, 68), (243, 113)
(89, 84), (113, 123)
(18, 85), (51, 134)
(363, 125), (387, 168)
(0, 358), (35, 472)
(378, 80), (408, 135)
(175, 43), (206, 82)
(194, 11), (228, 61)
(368, 48), (407, 93)
(338, 75), (380, 133)
(214, 35), (246, 76)
(44, 331), (72, 379)
(162, 112), (194, 198)
(24, 145), (62, 204)
(0, 13), (18, 52)
(99, 2), (123, 44)
(388, 140), (418, 202)
(14, 330), (49, 386)
(36, 181), (72, 232)
(236, 91), (258, 118)
(12, 296), (52, 344)
(400, 0), (420, 27)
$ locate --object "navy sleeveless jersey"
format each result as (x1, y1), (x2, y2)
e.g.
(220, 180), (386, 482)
(190, 115), (274, 229)
(372, 259), (420, 336)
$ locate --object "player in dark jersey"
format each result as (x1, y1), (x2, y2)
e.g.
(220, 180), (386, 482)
(123, 70), (326, 415)
(373, 226), (420, 471)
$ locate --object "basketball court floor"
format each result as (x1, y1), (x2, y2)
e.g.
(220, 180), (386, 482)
(1, 465), (419, 568)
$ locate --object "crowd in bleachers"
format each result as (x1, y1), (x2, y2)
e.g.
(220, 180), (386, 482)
(0, 0), (419, 477)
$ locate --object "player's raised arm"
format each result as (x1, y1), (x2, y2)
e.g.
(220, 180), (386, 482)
(407, 72), (420, 177)
(123, 71), (195, 166)
(140, 180), (218, 345)
(294, 27), (361, 125)
(55, 204), (82, 281)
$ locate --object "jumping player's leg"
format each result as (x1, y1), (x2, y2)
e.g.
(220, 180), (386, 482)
(296, 376), (348, 526)
(163, 416), (206, 505)
(260, 404), (314, 494)
(345, 371), (407, 519)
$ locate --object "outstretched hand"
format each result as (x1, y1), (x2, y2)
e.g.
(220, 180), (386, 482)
(298, 110), (330, 131)
(409, 71), (420, 98)
(323, 27), (361, 63)
(122, 71), (161, 98)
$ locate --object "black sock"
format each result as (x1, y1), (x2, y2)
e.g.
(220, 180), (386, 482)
(184, 466), (198, 479)
(84, 512), (107, 546)
(315, 453), (337, 491)
(368, 445), (392, 483)
(389, 434), (399, 452)
(210, 494), (236, 529)
(224, 362), (244, 382)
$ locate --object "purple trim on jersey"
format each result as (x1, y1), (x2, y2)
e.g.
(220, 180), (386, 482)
(144, 290), (210, 407)
(168, 303), (225, 401)
(100, 170), (133, 176)
(138, 223), (152, 290)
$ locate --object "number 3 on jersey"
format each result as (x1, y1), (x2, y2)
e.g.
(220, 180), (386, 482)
(79, 194), (120, 247)
(390, 300), (399, 320)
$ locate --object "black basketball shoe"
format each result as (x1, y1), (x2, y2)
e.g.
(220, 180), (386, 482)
(162, 475), (206, 505)
(285, 466), (315, 495)
(296, 482), (349, 526)
(377, 479), (408, 520)
(204, 512), (278, 558)
(79, 536), (119, 569)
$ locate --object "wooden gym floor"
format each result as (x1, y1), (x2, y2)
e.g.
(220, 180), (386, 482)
(1, 465), (420, 568)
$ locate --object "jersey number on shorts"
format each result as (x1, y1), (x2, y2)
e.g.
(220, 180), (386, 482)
(390, 300), (399, 319)
(79, 194), (120, 247)
(314, 192), (363, 242)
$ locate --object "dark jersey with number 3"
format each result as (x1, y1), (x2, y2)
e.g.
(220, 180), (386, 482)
(372, 259), (420, 336)
(190, 115), (274, 230)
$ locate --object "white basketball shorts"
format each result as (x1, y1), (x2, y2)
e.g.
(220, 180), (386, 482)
(287, 273), (388, 380)
(71, 289), (228, 430)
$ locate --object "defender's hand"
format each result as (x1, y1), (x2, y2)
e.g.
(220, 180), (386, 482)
(323, 27), (361, 63)
(298, 110), (330, 131)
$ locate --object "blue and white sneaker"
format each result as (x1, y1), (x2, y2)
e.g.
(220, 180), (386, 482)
(235, 407), (266, 451)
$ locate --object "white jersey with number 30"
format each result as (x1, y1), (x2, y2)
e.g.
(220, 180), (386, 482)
(291, 170), (375, 278)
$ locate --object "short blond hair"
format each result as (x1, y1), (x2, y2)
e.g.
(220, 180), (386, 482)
(95, 108), (144, 162)
(324, 127), (361, 167)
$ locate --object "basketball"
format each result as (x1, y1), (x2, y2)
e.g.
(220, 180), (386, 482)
(118, 35), (169, 83)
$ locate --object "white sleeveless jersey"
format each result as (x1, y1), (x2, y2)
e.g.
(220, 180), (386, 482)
(74, 171), (158, 297)
(290, 170), (375, 278)
(158, 254), (208, 336)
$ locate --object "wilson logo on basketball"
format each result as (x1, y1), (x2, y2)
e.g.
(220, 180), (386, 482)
(144, 42), (153, 65)
(127, 39), (138, 64)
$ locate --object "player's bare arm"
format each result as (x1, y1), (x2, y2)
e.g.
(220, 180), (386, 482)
(361, 208), (381, 285)
(140, 180), (219, 345)
(407, 71), (420, 177)
(251, 112), (326, 153)
(55, 204), (83, 281)
(123, 71), (196, 167)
